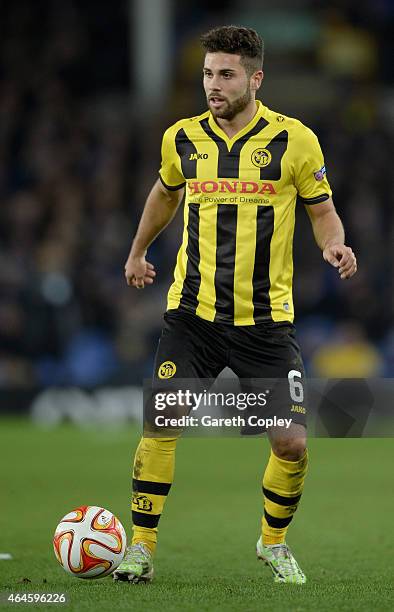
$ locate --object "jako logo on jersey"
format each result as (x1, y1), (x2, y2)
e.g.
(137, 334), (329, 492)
(188, 180), (276, 195)
(251, 148), (272, 168)
(189, 153), (208, 160)
(158, 361), (176, 379)
(314, 165), (326, 181)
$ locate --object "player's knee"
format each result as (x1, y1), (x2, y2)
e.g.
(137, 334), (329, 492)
(271, 437), (306, 461)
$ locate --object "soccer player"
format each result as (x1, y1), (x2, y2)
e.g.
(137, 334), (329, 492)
(113, 26), (357, 584)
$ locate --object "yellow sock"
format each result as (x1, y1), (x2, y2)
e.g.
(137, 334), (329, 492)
(131, 437), (178, 556)
(262, 449), (308, 545)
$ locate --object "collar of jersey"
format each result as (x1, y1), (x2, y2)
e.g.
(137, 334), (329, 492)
(207, 100), (267, 150)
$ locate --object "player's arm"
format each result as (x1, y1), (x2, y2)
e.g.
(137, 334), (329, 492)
(305, 197), (357, 280)
(125, 179), (184, 288)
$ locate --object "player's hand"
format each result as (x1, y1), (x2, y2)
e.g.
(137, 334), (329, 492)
(323, 244), (357, 280)
(124, 255), (156, 289)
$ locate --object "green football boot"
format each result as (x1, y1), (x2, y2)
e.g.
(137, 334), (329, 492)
(113, 543), (154, 583)
(256, 536), (306, 584)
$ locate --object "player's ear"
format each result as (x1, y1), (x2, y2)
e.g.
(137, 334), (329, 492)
(251, 70), (264, 92)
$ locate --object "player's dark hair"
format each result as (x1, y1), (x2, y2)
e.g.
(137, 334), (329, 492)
(200, 25), (264, 76)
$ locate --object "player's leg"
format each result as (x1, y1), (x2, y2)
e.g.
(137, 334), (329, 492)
(114, 310), (226, 582)
(113, 435), (177, 583)
(229, 323), (308, 583)
(257, 422), (308, 583)
(262, 423), (307, 546)
(130, 436), (177, 560)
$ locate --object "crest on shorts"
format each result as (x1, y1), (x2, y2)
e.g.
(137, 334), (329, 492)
(251, 148), (272, 168)
(158, 361), (176, 379)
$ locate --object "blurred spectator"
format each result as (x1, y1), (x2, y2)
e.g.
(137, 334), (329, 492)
(311, 322), (383, 378)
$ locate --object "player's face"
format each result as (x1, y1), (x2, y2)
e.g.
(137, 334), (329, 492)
(203, 52), (256, 121)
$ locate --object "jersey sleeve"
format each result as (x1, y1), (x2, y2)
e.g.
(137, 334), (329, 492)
(293, 127), (332, 204)
(159, 125), (186, 190)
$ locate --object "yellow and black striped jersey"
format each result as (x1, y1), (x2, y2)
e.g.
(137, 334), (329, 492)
(159, 100), (332, 325)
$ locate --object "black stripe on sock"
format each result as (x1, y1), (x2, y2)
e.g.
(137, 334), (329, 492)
(175, 128), (198, 179)
(133, 479), (171, 496)
(264, 509), (293, 529)
(132, 511), (161, 529)
(200, 117), (269, 178)
(214, 204), (237, 322)
(263, 487), (301, 507)
(252, 205), (274, 321)
(179, 203), (201, 312)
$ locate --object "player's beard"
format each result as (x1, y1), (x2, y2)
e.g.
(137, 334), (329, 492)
(208, 86), (252, 121)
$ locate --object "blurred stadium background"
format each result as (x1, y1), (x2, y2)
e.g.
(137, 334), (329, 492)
(0, 0), (393, 419)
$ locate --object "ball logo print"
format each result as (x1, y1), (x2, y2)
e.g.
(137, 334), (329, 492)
(53, 506), (126, 579)
(94, 511), (112, 528)
(251, 148), (272, 168)
(158, 360), (176, 379)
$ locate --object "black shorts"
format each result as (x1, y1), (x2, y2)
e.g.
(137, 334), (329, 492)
(149, 309), (307, 432)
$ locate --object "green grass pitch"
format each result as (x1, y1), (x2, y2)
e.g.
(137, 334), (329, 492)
(1, 418), (393, 611)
